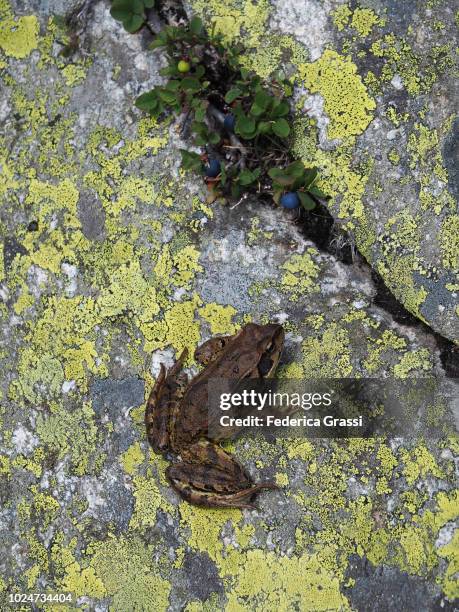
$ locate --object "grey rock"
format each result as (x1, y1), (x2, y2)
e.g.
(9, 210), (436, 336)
(91, 377), (145, 419)
(344, 555), (449, 612)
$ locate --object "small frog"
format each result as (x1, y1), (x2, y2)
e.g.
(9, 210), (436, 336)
(145, 323), (285, 509)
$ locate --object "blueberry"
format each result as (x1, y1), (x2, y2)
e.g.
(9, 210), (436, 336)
(280, 191), (300, 209)
(204, 158), (221, 178)
(223, 113), (236, 132)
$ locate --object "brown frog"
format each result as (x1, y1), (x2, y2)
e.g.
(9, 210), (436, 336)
(145, 323), (285, 509)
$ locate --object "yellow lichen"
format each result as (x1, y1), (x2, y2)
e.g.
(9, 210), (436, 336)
(300, 50), (376, 140)
(280, 249), (320, 298)
(440, 215), (459, 269)
(0, 11), (39, 58)
(350, 8), (380, 37)
(199, 303), (237, 335)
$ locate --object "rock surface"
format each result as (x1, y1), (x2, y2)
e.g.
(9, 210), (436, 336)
(191, 0), (459, 342)
(0, 1), (458, 610)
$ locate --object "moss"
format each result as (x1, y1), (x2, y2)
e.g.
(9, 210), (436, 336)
(144, 294), (202, 360)
(300, 50), (376, 140)
(0, 242), (4, 282)
(179, 499), (241, 567)
(11, 349), (65, 403)
(285, 440), (314, 461)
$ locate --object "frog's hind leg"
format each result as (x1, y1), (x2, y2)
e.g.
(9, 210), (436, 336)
(145, 349), (188, 455)
(166, 440), (278, 509)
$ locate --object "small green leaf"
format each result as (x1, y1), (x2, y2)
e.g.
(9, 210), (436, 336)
(235, 115), (256, 138)
(135, 90), (159, 111)
(194, 135), (206, 146)
(110, 8), (130, 21)
(209, 132), (220, 144)
(181, 77), (201, 91)
(124, 13), (145, 32)
(238, 169), (259, 185)
(303, 167), (318, 187)
(250, 104), (264, 117)
(158, 89), (179, 103)
(309, 185), (328, 199)
(273, 189), (282, 205)
(270, 100), (290, 118)
(220, 164), (227, 186)
(297, 191), (316, 210)
(272, 118), (290, 138)
(165, 80), (180, 91)
(150, 34), (167, 49)
(190, 16), (204, 35)
(257, 121), (271, 134)
(194, 102), (207, 122)
(240, 68), (250, 80)
(159, 66), (176, 77)
(190, 121), (208, 137)
(267, 168), (284, 180)
(285, 160), (305, 177)
(231, 182), (242, 199)
(180, 149), (203, 172)
(268, 168), (295, 186)
(254, 90), (271, 111)
(225, 88), (242, 103)
(111, 0), (143, 16)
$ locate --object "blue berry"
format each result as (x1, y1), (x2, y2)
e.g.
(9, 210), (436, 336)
(280, 191), (300, 209)
(204, 158), (221, 178)
(223, 113), (236, 132)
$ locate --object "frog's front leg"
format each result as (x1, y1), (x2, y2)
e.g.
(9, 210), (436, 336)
(166, 440), (278, 509)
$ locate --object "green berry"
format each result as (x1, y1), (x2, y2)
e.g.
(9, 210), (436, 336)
(178, 60), (190, 73)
